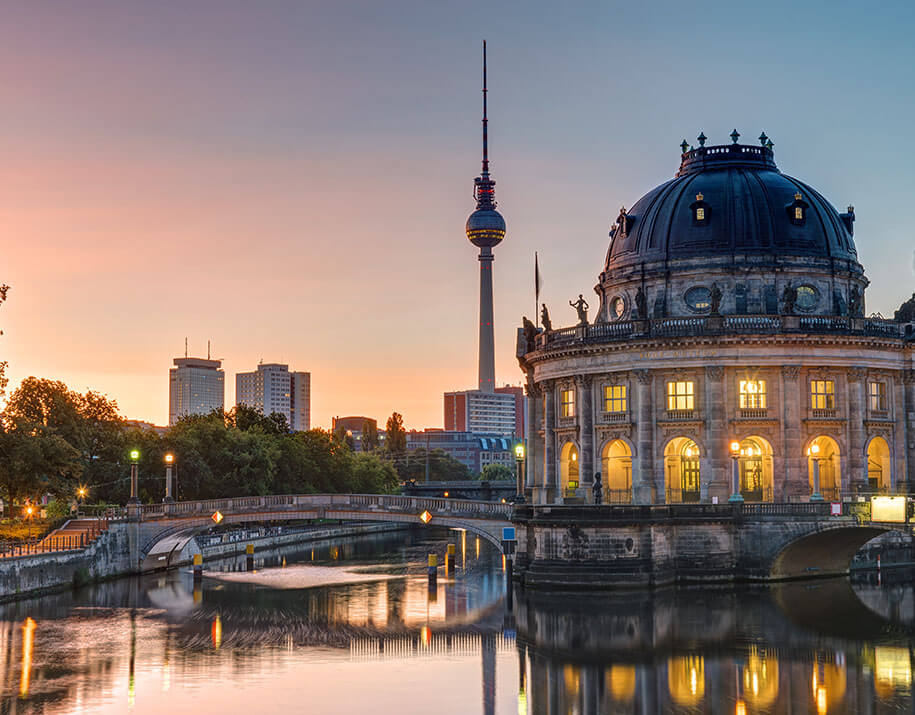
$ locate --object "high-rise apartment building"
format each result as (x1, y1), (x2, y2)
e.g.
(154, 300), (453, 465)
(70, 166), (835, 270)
(169, 357), (225, 425)
(444, 385), (524, 438)
(235, 363), (311, 431)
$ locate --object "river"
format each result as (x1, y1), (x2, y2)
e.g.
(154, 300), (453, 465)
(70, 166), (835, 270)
(1, 528), (914, 713)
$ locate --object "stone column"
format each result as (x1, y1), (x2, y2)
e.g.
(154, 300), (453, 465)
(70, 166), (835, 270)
(525, 379), (542, 500)
(904, 370), (915, 492)
(577, 375), (594, 501)
(542, 380), (557, 504)
(634, 370), (655, 504)
(893, 373), (906, 492)
(781, 365), (804, 499)
(847, 367), (868, 492)
(703, 366), (726, 502)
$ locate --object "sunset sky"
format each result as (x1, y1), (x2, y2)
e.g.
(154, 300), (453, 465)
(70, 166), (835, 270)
(3, 1), (914, 429)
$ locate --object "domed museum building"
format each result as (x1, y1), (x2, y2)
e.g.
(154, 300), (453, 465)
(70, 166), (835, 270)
(517, 132), (915, 505)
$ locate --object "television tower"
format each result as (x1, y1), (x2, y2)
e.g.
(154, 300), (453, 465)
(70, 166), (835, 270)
(465, 41), (506, 393)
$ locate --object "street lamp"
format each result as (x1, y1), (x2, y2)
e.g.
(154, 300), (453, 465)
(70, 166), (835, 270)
(129, 449), (140, 504)
(25, 505), (34, 542)
(729, 441), (744, 503)
(163, 453), (175, 503)
(514, 443), (525, 499)
(807, 442), (824, 501)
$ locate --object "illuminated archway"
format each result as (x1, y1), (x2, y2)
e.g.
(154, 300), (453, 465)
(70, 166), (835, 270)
(668, 656), (705, 706)
(664, 437), (701, 503)
(559, 442), (580, 497)
(867, 437), (892, 492)
(807, 436), (841, 500)
(601, 439), (632, 503)
(737, 436), (774, 502)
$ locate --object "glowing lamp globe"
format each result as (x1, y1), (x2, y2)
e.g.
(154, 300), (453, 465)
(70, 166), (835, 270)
(465, 208), (506, 248)
(129, 449), (140, 462)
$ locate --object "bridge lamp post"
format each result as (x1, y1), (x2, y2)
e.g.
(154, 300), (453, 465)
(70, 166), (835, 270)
(128, 449), (140, 504)
(163, 453), (175, 503)
(514, 443), (525, 498)
(728, 441), (744, 503)
(808, 443), (824, 501)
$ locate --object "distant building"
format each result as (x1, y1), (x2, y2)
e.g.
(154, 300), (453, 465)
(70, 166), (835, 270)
(331, 416), (383, 451)
(169, 357), (225, 426)
(406, 429), (517, 473)
(444, 386), (524, 438)
(236, 363), (311, 431)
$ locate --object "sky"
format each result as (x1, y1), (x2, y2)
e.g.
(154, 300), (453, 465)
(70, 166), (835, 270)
(2, 0), (915, 430)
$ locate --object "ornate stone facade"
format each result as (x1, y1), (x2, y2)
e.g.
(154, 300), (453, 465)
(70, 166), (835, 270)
(518, 137), (915, 505)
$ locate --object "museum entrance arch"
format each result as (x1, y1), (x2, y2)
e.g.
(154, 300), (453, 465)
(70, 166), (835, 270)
(807, 436), (842, 500)
(664, 437), (701, 503)
(559, 441), (580, 498)
(866, 436), (892, 492)
(601, 439), (632, 503)
(737, 436), (774, 502)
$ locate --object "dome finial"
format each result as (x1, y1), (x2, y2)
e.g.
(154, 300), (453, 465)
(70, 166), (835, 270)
(759, 131), (768, 146)
(697, 131), (707, 147)
(680, 139), (689, 154)
(730, 128), (740, 144)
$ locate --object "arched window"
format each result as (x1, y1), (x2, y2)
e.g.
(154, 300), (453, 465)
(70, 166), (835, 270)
(689, 192), (711, 226)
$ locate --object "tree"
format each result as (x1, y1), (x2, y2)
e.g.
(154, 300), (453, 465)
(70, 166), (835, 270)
(361, 420), (379, 451)
(333, 424), (355, 450)
(0, 418), (83, 504)
(385, 412), (406, 454)
(389, 448), (471, 482)
(480, 463), (514, 481)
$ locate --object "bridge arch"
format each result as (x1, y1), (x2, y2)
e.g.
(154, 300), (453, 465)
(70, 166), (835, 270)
(136, 495), (512, 572)
(768, 525), (893, 580)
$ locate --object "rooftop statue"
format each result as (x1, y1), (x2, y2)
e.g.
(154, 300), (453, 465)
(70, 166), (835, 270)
(781, 284), (797, 315)
(894, 293), (915, 323)
(521, 316), (539, 352)
(709, 283), (722, 315)
(635, 287), (648, 319)
(849, 285), (863, 318)
(570, 295), (590, 326)
(541, 304), (553, 332)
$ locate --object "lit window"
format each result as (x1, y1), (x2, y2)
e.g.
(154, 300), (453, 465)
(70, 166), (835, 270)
(561, 389), (576, 418)
(604, 385), (627, 413)
(739, 379), (767, 409)
(696, 207), (705, 221)
(667, 381), (695, 411)
(810, 380), (835, 410)
(794, 206), (803, 221)
(869, 381), (887, 411)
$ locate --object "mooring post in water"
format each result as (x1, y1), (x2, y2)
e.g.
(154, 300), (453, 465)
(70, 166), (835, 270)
(428, 553), (438, 592)
(193, 553), (203, 583)
(246, 543), (254, 571)
(446, 543), (455, 574)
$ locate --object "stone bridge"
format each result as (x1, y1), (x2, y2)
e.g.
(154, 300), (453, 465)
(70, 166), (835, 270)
(130, 494), (513, 571)
(513, 501), (912, 589)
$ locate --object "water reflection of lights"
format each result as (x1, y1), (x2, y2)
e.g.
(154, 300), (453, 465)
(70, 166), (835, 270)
(211, 615), (223, 650)
(874, 646), (912, 699)
(606, 665), (635, 702)
(19, 617), (36, 698)
(517, 689), (526, 715)
(812, 659), (847, 713)
(668, 656), (705, 706)
(735, 700), (746, 715)
(739, 648), (778, 708)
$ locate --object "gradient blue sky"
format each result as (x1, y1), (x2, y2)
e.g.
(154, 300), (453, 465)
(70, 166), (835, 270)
(3, 0), (914, 428)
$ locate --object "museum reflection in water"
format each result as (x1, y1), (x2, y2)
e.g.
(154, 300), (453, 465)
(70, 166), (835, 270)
(2, 532), (915, 713)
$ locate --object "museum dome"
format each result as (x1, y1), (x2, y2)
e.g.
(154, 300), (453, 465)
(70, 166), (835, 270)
(603, 133), (860, 276)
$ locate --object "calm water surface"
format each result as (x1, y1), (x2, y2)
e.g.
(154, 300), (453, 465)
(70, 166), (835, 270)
(2, 529), (915, 714)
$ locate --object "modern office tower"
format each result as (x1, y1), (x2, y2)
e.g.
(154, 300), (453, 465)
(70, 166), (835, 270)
(444, 386), (522, 438)
(168, 357), (225, 425)
(236, 363), (311, 431)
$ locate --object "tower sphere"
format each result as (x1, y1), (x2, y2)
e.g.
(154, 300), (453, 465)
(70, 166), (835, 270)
(466, 207), (506, 248)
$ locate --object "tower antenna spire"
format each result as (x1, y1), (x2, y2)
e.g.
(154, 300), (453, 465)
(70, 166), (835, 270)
(481, 40), (489, 177)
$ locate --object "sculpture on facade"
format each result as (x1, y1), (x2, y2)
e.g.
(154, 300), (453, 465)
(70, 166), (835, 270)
(521, 316), (539, 352)
(849, 285), (863, 318)
(541, 303), (553, 331)
(635, 286), (648, 319)
(570, 295), (590, 326)
(894, 293), (915, 323)
(592, 472), (603, 505)
(709, 283), (723, 315)
(781, 283), (797, 315)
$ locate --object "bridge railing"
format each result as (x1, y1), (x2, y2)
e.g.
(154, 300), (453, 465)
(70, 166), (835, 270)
(137, 494), (513, 521)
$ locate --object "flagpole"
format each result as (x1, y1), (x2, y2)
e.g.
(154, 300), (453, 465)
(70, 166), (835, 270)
(535, 251), (540, 328)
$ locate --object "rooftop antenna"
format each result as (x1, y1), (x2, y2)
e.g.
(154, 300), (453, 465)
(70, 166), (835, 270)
(207, 340), (211, 360)
(481, 40), (489, 178)
(185, 337), (188, 358)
